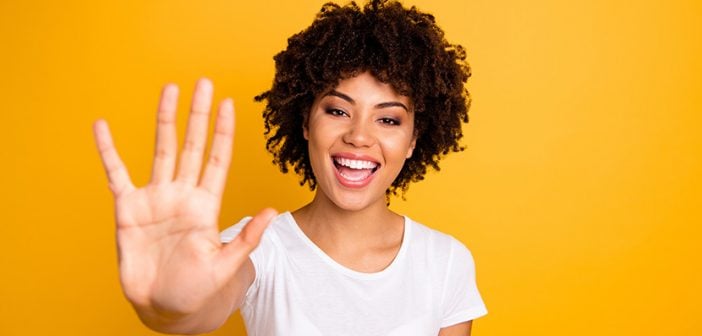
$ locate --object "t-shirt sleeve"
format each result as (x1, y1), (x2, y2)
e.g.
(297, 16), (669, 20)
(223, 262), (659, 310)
(440, 238), (488, 328)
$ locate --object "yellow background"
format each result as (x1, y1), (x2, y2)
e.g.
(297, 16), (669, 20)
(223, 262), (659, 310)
(2, 0), (700, 335)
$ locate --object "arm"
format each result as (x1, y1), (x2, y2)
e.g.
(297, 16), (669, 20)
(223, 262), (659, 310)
(438, 320), (473, 336)
(93, 79), (275, 334)
(438, 239), (487, 336)
(132, 257), (257, 333)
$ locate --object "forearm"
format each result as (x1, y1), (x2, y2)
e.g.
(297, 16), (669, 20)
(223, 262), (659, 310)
(132, 281), (239, 334)
(438, 320), (473, 336)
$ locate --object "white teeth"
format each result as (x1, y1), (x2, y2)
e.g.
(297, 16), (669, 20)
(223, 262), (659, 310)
(339, 171), (368, 181)
(334, 157), (378, 169)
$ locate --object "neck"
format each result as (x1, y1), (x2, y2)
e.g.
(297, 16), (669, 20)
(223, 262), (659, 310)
(292, 191), (402, 250)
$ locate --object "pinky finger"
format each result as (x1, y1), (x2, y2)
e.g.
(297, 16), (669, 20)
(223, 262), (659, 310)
(93, 119), (136, 196)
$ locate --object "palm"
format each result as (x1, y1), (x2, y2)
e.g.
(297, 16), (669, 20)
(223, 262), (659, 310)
(115, 184), (220, 304)
(93, 79), (274, 313)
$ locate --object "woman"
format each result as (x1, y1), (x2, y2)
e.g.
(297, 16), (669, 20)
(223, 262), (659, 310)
(93, 0), (487, 335)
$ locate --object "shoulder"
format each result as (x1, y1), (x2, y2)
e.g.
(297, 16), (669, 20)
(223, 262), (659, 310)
(406, 216), (474, 262)
(219, 212), (292, 244)
(218, 212), (294, 292)
(219, 216), (253, 243)
(405, 218), (488, 324)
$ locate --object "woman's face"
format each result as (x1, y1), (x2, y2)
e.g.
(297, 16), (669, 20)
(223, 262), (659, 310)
(305, 72), (416, 211)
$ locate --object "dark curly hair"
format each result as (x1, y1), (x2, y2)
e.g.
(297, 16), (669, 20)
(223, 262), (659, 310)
(255, 0), (471, 196)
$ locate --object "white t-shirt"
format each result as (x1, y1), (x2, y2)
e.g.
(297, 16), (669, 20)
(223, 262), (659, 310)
(220, 212), (487, 336)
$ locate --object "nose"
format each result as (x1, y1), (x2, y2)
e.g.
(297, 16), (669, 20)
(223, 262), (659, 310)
(342, 118), (375, 148)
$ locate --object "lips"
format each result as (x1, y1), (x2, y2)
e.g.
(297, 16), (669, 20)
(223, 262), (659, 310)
(331, 153), (380, 188)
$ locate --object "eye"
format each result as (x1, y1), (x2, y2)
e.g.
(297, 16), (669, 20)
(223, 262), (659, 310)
(378, 117), (401, 126)
(325, 108), (348, 117)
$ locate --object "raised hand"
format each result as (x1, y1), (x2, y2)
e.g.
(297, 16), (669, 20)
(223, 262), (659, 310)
(93, 79), (276, 331)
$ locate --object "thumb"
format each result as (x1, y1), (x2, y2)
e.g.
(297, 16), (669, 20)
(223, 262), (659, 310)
(218, 208), (278, 271)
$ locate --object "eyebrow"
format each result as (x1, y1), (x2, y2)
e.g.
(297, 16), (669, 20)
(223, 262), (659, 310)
(326, 90), (409, 112)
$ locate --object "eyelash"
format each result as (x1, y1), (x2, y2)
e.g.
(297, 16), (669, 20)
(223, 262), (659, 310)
(325, 108), (348, 117)
(379, 117), (401, 126)
(324, 108), (401, 126)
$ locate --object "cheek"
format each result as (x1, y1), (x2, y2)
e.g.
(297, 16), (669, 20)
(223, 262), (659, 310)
(306, 139), (326, 180)
(382, 135), (415, 162)
(308, 117), (344, 143)
(306, 122), (338, 163)
(406, 139), (416, 158)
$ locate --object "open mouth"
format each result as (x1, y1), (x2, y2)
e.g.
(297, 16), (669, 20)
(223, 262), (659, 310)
(332, 156), (380, 185)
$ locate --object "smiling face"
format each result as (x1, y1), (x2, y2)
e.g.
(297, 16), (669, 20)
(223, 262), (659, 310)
(304, 72), (417, 212)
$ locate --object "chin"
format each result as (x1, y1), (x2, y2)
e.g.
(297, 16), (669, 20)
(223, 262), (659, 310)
(324, 188), (385, 213)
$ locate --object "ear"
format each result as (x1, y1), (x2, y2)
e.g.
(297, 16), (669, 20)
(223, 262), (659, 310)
(406, 135), (417, 159)
(302, 111), (310, 140)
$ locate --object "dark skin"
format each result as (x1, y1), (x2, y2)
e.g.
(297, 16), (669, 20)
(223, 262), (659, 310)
(94, 77), (477, 335)
(295, 72), (475, 335)
(94, 79), (277, 333)
(440, 321), (473, 336)
(258, 0), (472, 197)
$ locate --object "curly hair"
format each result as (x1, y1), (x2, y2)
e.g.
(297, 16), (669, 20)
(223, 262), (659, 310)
(255, 0), (471, 196)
